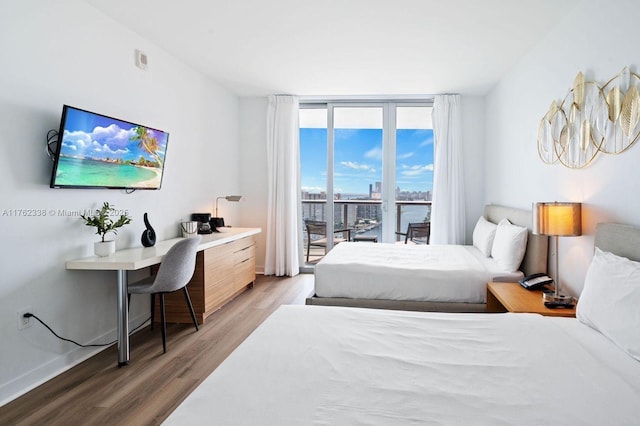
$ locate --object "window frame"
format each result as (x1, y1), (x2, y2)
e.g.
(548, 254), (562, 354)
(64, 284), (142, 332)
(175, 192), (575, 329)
(299, 98), (434, 261)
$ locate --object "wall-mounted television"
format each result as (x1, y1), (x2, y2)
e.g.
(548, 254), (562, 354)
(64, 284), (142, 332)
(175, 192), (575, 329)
(50, 105), (169, 190)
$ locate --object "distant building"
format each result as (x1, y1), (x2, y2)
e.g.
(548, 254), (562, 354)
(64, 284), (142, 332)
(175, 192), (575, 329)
(303, 183), (430, 232)
(371, 181), (381, 200)
(301, 191), (327, 222)
(395, 188), (432, 201)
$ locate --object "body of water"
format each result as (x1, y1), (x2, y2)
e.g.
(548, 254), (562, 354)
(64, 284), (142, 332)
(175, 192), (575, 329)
(356, 205), (429, 241)
(54, 157), (160, 188)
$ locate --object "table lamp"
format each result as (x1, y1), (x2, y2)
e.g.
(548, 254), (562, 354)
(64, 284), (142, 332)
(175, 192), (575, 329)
(213, 195), (243, 228)
(533, 202), (582, 307)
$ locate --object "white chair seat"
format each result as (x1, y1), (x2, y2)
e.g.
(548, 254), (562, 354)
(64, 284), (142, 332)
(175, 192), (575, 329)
(127, 275), (156, 293)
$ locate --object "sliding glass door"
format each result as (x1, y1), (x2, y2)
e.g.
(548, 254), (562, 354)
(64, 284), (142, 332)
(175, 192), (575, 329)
(300, 101), (433, 265)
(333, 106), (384, 243)
(394, 106), (434, 240)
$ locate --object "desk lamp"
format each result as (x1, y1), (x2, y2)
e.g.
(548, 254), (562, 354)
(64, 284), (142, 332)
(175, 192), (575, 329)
(213, 195), (243, 227)
(533, 202), (582, 307)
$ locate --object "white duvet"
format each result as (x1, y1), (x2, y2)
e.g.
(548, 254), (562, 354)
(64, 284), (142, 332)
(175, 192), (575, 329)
(165, 305), (640, 425)
(314, 242), (523, 303)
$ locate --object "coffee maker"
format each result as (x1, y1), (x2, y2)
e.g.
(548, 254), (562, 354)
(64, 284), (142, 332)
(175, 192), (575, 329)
(191, 213), (216, 234)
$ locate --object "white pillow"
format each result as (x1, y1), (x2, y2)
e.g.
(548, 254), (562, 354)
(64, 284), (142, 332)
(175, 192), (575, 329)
(490, 218), (528, 272)
(577, 248), (640, 361)
(472, 216), (497, 257)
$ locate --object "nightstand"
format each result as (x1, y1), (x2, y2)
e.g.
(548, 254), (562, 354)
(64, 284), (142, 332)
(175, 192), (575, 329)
(487, 282), (576, 318)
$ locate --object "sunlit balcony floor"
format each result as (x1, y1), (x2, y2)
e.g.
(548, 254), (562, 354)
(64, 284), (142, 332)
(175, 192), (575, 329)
(304, 246), (326, 265)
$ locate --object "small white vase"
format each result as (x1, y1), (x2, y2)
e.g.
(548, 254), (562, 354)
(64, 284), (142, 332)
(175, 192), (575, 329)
(94, 240), (116, 257)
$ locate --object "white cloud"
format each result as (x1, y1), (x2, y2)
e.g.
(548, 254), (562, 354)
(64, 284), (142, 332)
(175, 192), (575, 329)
(63, 130), (91, 149)
(64, 125), (136, 155)
(341, 161), (375, 172)
(101, 144), (130, 155)
(419, 137), (433, 147)
(397, 152), (414, 159)
(364, 147), (382, 160)
(400, 164), (434, 176)
(93, 124), (134, 144)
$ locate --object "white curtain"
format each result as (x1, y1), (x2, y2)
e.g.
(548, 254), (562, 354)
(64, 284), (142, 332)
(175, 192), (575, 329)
(430, 94), (465, 245)
(265, 95), (301, 276)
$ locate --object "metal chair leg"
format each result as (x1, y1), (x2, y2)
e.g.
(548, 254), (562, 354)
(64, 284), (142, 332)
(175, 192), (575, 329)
(150, 293), (155, 330)
(159, 293), (167, 354)
(183, 287), (199, 331)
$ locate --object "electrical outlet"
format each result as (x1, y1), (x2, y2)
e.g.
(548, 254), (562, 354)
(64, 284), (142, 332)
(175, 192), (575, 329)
(17, 307), (32, 330)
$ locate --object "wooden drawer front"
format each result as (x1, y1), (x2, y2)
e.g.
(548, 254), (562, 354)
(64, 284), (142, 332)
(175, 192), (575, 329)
(204, 244), (235, 313)
(228, 235), (255, 254)
(234, 255), (255, 291)
(154, 231), (260, 324)
(234, 243), (255, 265)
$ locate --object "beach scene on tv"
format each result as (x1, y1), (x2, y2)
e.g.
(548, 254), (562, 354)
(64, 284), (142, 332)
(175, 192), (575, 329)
(53, 107), (169, 189)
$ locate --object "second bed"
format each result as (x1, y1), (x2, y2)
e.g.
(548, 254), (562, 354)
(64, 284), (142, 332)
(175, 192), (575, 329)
(307, 204), (548, 312)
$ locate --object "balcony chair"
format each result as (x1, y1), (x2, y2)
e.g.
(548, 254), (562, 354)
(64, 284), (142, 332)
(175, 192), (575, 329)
(128, 236), (201, 353)
(396, 222), (431, 244)
(305, 220), (351, 262)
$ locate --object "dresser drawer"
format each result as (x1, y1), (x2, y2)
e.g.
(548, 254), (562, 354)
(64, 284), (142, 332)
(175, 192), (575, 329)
(234, 243), (255, 264)
(234, 255), (256, 291)
(158, 230), (260, 324)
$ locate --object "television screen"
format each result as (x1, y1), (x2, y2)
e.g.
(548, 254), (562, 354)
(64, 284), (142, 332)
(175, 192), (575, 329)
(50, 105), (169, 189)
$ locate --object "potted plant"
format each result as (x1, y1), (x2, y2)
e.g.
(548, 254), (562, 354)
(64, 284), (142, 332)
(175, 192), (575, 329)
(80, 202), (132, 256)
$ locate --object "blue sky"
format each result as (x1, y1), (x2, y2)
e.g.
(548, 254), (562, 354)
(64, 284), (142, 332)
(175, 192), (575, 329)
(300, 128), (434, 195)
(59, 107), (169, 161)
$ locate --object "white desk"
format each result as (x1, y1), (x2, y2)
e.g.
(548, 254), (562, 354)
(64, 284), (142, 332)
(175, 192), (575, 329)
(66, 227), (261, 366)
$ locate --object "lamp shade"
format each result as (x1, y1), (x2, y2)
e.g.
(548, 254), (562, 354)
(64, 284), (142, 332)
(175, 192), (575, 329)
(533, 202), (582, 236)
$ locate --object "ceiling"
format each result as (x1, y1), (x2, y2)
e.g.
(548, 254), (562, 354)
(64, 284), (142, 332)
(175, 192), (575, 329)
(86, 0), (580, 97)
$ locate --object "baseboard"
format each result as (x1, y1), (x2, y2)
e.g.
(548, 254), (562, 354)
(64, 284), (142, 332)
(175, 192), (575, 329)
(0, 312), (150, 407)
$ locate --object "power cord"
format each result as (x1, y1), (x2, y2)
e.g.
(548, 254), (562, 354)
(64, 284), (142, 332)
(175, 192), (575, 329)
(46, 129), (58, 160)
(23, 313), (150, 348)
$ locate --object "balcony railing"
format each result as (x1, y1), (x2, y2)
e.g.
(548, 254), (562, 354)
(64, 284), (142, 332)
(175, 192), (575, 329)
(301, 199), (432, 263)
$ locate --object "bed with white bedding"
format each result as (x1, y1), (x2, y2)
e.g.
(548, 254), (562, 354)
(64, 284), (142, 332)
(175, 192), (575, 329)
(313, 243), (523, 303)
(165, 223), (640, 425)
(166, 306), (640, 425)
(307, 204), (548, 312)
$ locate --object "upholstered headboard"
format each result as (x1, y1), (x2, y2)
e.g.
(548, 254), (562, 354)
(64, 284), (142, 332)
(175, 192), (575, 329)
(595, 223), (640, 262)
(484, 204), (548, 276)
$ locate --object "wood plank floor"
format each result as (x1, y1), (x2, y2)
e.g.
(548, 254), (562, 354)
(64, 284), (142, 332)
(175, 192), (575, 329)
(0, 274), (314, 425)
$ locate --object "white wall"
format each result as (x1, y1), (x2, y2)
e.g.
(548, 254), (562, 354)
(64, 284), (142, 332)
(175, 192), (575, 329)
(237, 96), (486, 262)
(485, 0), (640, 296)
(0, 0), (241, 404)
(460, 96), (486, 241)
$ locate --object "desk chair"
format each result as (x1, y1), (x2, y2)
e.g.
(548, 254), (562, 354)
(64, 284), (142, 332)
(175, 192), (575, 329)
(128, 236), (201, 353)
(396, 222), (431, 244)
(305, 220), (350, 262)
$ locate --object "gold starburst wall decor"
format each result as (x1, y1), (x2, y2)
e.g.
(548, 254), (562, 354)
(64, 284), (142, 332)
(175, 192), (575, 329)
(537, 66), (640, 169)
